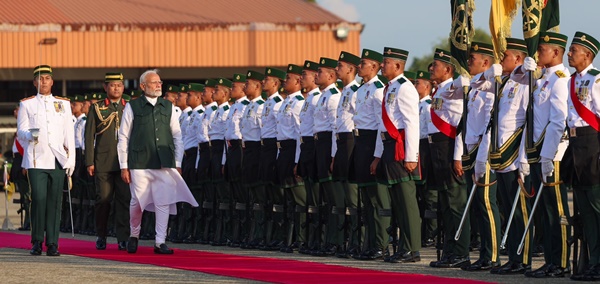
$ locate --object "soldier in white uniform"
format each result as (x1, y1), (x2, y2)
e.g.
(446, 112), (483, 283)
(332, 51), (361, 258)
(564, 31), (600, 281)
(208, 78), (232, 246)
(69, 94), (86, 235)
(351, 49), (390, 261)
(372, 47), (421, 263)
(258, 67), (286, 250)
(510, 32), (571, 276)
(426, 49), (470, 268)
(239, 71), (266, 249)
(297, 61), (322, 254)
(414, 70), (438, 249)
(118, 69), (198, 255)
(195, 79), (219, 244)
(17, 65), (76, 256)
(312, 57), (341, 256)
(276, 64), (306, 253)
(225, 74), (250, 247)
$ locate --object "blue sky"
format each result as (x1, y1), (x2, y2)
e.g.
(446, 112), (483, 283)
(317, 0), (600, 68)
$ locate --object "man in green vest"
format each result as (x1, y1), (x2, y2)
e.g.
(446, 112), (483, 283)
(117, 69), (198, 254)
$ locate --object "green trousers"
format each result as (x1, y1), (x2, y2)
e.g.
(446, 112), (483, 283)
(435, 182), (470, 257)
(388, 180), (421, 253)
(28, 163), (65, 245)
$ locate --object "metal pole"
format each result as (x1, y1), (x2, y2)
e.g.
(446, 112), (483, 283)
(454, 183), (477, 240)
(517, 182), (544, 255)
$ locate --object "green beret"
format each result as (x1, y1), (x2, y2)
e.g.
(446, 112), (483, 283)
(98, 93), (107, 100)
(217, 78), (233, 88)
(319, 57), (338, 69)
(539, 32), (568, 49)
(265, 67), (286, 80)
(470, 41), (495, 57)
(505, 38), (528, 54)
(122, 94), (131, 102)
(131, 89), (143, 98)
(361, 49), (383, 63)
(339, 51), (361, 66)
(188, 83), (205, 92)
(105, 72), (123, 82)
(178, 84), (188, 92)
(166, 85), (179, 93)
(433, 48), (453, 64)
(383, 47), (409, 61)
(404, 71), (416, 81)
(572, 31), (600, 56)
(73, 94), (86, 102)
(416, 70), (431, 80)
(377, 74), (389, 85)
(33, 65), (52, 78)
(204, 79), (218, 88)
(287, 64), (303, 75)
(232, 74), (247, 83)
(246, 70), (265, 82)
(86, 93), (100, 100)
(303, 60), (319, 72)
(335, 80), (344, 90)
(65, 96), (74, 101)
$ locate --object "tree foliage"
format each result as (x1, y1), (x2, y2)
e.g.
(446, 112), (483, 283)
(408, 28), (492, 72)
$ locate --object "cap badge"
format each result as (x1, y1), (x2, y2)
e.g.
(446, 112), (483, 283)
(321, 59), (325, 64)
(473, 44), (479, 51)
(267, 69), (272, 74)
(340, 53), (345, 58)
(306, 62), (311, 67)
(365, 51), (369, 56)
(219, 79), (223, 83)
(236, 75), (240, 80)
(247, 72), (252, 76)
(543, 35), (550, 42)
(289, 66), (293, 70)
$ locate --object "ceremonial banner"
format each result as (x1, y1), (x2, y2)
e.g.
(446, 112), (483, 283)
(489, 0), (518, 62)
(522, 0), (560, 56)
(450, 0), (475, 77)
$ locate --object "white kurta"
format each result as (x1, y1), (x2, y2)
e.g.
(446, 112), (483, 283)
(117, 96), (198, 214)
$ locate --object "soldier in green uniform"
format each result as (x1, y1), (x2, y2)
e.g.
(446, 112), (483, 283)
(85, 73), (131, 250)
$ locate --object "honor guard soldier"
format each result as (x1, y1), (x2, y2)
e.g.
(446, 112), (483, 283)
(275, 64), (306, 253)
(179, 83), (205, 243)
(414, 70), (438, 248)
(239, 70), (266, 249)
(564, 32), (600, 281)
(258, 67), (286, 250)
(11, 105), (31, 231)
(174, 83), (192, 241)
(225, 74), (250, 247)
(426, 49), (470, 268)
(195, 79), (218, 244)
(312, 57), (341, 256)
(208, 78), (232, 246)
(511, 32), (571, 276)
(177, 84), (192, 127)
(479, 38), (531, 275)
(351, 49), (390, 261)
(372, 47), (421, 263)
(66, 94), (86, 235)
(332, 51), (361, 258)
(165, 85), (179, 108)
(297, 61), (322, 254)
(85, 72), (131, 250)
(17, 65), (76, 256)
(453, 42), (502, 271)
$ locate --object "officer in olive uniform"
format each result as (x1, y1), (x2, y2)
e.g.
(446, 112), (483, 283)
(511, 32), (571, 276)
(85, 73), (131, 250)
(564, 31), (600, 281)
(17, 65), (76, 256)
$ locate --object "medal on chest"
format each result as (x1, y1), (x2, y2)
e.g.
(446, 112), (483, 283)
(432, 98), (443, 110)
(386, 93), (396, 105)
(54, 101), (64, 113)
(301, 101), (309, 112)
(577, 80), (590, 101)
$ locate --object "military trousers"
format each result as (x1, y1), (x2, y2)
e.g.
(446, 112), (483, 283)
(94, 170), (131, 242)
(28, 161), (65, 245)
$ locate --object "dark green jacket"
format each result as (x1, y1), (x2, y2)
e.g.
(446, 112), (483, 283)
(85, 98), (126, 172)
(128, 96), (175, 169)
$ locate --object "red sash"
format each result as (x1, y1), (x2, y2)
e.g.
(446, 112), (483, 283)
(570, 74), (600, 131)
(14, 136), (24, 156)
(382, 85), (405, 161)
(429, 88), (457, 138)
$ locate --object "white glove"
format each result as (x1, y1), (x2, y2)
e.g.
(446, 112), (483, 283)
(523, 56), (537, 72)
(519, 162), (530, 177)
(541, 158), (554, 178)
(66, 167), (75, 177)
(484, 64), (502, 81)
(453, 75), (471, 89)
(474, 161), (487, 179)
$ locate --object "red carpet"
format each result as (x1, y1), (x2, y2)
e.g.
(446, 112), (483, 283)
(0, 232), (489, 284)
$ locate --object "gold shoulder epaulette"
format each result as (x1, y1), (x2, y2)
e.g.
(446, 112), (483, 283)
(20, 96), (35, 102)
(555, 70), (567, 78)
(55, 96), (70, 101)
